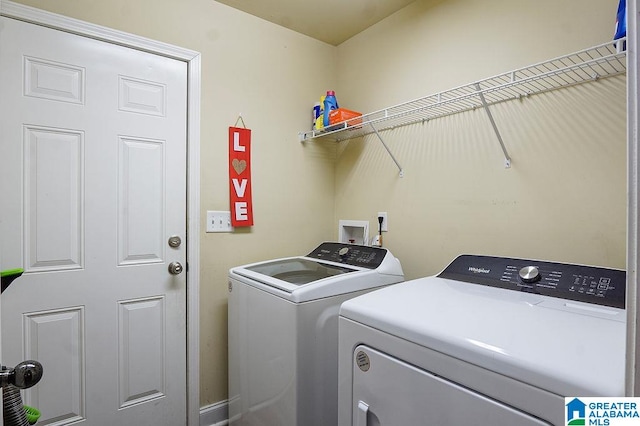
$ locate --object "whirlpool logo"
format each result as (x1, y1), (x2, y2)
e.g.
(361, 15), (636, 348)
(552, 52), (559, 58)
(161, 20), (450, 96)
(468, 266), (490, 274)
(565, 397), (640, 425)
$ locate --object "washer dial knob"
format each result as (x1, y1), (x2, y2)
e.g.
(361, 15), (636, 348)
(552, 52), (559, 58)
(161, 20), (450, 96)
(339, 247), (350, 257)
(519, 266), (541, 284)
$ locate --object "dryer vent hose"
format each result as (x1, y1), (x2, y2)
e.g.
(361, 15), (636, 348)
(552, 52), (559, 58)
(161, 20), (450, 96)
(3, 384), (29, 426)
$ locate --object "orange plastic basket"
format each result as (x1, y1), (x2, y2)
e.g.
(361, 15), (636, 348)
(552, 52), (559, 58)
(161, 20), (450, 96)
(329, 108), (363, 127)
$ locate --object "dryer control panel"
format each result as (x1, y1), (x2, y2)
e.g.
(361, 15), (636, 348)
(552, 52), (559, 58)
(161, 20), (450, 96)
(438, 255), (625, 309)
(307, 242), (387, 269)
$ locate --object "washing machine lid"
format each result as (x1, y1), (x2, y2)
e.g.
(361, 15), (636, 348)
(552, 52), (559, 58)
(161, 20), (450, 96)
(339, 254), (626, 397)
(239, 257), (358, 285)
(230, 242), (404, 302)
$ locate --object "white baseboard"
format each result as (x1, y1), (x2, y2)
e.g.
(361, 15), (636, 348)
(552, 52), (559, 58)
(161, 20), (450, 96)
(199, 400), (229, 426)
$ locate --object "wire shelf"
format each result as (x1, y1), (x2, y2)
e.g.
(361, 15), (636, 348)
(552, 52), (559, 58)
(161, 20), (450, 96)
(299, 38), (627, 143)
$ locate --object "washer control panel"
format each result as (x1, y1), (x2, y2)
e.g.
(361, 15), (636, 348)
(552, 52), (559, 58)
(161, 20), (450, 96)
(438, 254), (625, 309)
(307, 242), (387, 269)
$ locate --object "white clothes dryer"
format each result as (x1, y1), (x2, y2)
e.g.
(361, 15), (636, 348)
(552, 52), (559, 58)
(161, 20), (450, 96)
(228, 242), (404, 426)
(338, 254), (625, 426)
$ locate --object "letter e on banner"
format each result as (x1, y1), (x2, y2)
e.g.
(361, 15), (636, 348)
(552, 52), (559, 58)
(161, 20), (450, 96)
(229, 127), (253, 226)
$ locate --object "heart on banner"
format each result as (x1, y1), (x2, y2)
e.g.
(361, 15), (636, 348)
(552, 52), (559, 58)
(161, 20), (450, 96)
(232, 158), (247, 175)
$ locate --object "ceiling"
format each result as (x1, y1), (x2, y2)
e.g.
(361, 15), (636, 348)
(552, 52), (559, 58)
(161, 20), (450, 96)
(215, 0), (418, 46)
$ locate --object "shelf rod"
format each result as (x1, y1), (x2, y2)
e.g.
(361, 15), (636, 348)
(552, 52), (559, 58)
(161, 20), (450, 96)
(370, 123), (404, 177)
(475, 83), (512, 168)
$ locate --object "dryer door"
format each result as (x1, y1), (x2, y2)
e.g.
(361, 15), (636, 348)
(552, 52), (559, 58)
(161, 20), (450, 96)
(352, 345), (552, 425)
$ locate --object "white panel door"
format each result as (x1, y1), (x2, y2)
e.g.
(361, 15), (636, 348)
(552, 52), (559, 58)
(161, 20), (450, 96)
(0, 16), (187, 426)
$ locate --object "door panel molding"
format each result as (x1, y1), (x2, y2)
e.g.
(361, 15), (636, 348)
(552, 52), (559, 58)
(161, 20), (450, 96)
(23, 306), (86, 424)
(118, 136), (166, 266)
(118, 296), (166, 408)
(0, 2), (201, 424)
(24, 125), (85, 272)
(24, 56), (85, 104)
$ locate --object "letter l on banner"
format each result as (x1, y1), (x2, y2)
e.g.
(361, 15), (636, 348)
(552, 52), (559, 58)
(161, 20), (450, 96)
(229, 127), (253, 226)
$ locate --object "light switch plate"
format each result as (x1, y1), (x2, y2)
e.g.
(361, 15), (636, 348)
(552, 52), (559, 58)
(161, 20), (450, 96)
(206, 211), (233, 233)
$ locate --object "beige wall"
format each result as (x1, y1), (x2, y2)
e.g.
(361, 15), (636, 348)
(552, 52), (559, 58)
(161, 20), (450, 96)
(334, 0), (626, 280)
(8, 0), (337, 407)
(7, 0), (628, 410)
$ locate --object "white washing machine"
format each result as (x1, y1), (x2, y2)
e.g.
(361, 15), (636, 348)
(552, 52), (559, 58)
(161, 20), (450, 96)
(338, 254), (625, 426)
(228, 242), (404, 426)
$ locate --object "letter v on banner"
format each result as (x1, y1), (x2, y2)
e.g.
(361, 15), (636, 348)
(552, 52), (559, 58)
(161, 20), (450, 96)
(229, 126), (253, 226)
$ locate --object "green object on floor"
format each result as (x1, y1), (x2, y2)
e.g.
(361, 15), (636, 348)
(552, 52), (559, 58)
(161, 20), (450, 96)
(24, 405), (41, 425)
(0, 268), (23, 278)
(1, 268), (24, 293)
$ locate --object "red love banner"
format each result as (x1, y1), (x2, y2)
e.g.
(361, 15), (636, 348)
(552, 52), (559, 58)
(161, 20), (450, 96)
(229, 127), (253, 227)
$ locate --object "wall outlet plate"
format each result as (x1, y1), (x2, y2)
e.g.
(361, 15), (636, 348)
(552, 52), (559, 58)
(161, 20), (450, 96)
(377, 212), (388, 232)
(206, 211), (233, 233)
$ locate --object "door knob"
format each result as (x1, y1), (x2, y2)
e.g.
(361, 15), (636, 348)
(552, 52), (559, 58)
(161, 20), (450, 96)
(168, 261), (184, 275)
(168, 235), (182, 248)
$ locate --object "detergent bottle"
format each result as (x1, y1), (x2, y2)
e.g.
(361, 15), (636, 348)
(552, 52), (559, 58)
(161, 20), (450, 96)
(315, 95), (326, 130)
(323, 90), (339, 127)
(312, 101), (321, 130)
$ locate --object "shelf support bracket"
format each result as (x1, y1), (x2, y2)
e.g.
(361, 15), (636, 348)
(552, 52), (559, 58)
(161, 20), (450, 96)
(475, 83), (512, 168)
(370, 124), (404, 177)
